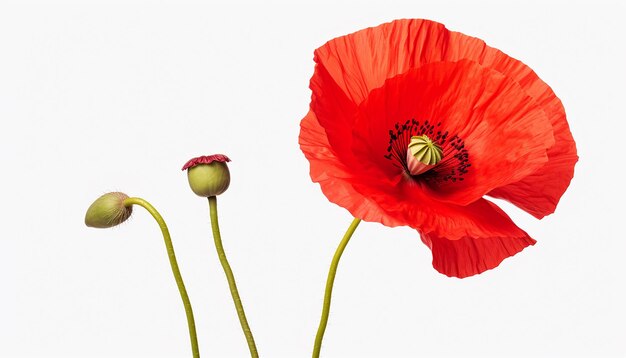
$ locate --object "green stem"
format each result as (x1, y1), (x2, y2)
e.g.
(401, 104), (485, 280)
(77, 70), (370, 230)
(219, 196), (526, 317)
(208, 196), (259, 358)
(312, 217), (361, 358)
(124, 197), (200, 358)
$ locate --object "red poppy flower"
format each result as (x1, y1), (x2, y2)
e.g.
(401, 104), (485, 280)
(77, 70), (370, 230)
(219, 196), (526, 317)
(299, 19), (577, 278)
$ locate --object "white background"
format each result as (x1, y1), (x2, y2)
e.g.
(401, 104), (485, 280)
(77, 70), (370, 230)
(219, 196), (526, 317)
(1, 0), (624, 357)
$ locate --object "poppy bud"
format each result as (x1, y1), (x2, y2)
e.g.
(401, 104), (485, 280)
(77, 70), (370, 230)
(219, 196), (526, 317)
(85, 192), (133, 228)
(406, 135), (443, 176)
(182, 154), (231, 197)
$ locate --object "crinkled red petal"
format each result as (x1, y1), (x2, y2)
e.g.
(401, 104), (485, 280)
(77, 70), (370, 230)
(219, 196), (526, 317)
(420, 198), (536, 278)
(426, 234), (535, 278)
(181, 154), (231, 171)
(300, 110), (404, 227)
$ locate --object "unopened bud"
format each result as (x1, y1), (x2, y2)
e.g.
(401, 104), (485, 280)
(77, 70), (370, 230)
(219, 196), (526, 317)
(85, 192), (133, 228)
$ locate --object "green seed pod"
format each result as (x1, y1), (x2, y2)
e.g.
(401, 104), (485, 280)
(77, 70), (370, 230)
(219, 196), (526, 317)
(182, 154), (231, 197)
(85, 192), (132, 228)
(406, 135), (443, 176)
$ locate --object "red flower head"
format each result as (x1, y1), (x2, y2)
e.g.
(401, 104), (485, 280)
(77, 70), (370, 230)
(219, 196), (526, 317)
(299, 19), (578, 278)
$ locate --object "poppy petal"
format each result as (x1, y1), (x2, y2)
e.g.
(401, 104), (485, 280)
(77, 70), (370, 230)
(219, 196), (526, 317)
(350, 181), (536, 277)
(486, 93), (578, 218)
(308, 61), (358, 163)
(299, 110), (404, 227)
(314, 19), (448, 103)
(419, 199), (536, 278)
(445, 29), (578, 218)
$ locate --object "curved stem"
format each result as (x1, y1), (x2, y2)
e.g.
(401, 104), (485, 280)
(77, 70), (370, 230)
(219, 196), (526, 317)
(312, 217), (361, 358)
(124, 197), (200, 358)
(208, 196), (259, 358)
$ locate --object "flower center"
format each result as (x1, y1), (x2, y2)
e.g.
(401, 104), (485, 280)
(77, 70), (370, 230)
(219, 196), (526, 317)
(406, 135), (443, 175)
(384, 119), (471, 183)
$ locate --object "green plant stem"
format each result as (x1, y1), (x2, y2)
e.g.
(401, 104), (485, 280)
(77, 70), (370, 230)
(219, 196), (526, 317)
(124, 197), (200, 358)
(208, 196), (259, 358)
(312, 217), (361, 358)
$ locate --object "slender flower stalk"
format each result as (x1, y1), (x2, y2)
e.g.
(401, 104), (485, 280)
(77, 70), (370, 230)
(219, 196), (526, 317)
(208, 195), (258, 358)
(123, 197), (200, 358)
(313, 218), (361, 358)
(182, 155), (258, 356)
(182, 154), (259, 357)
